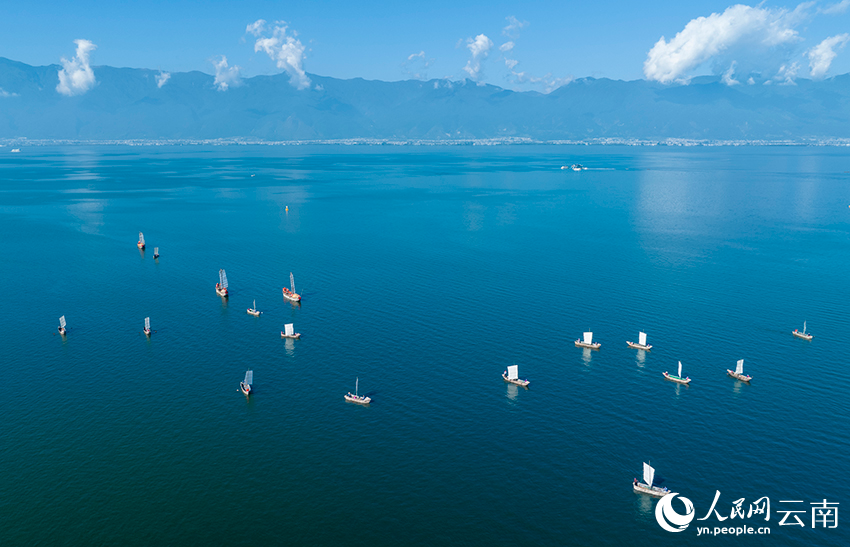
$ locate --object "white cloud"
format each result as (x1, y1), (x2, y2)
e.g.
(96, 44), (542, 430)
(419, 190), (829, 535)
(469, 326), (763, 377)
(434, 78), (454, 90)
(822, 0), (850, 14)
(212, 56), (241, 91)
(509, 71), (574, 93)
(56, 39), (97, 96)
(463, 34), (494, 81)
(0, 88), (17, 98)
(502, 15), (528, 38)
(773, 61), (800, 84)
(494, 18), (572, 93)
(807, 33), (850, 78)
(402, 50), (434, 79)
(721, 61), (741, 85)
(246, 19), (267, 36)
(644, 4), (809, 83)
(249, 19), (311, 90)
(156, 71), (171, 88)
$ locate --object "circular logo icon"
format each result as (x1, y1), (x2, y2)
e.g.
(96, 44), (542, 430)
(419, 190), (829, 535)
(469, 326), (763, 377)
(655, 492), (695, 533)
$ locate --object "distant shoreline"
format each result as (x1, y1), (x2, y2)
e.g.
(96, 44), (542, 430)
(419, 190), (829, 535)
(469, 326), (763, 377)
(3, 137), (850, 147)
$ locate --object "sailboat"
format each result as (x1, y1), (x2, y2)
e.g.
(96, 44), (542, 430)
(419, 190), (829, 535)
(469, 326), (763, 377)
(502, 364), (530, 387)
(633, 462), (670, 497)
(216, 269), (229, 297)
(575, 331), (601, 349)
(153, 247), (159, 259)
(58, 315), (66, 335)
(240, 370), (253, 396)
(137, 232), (145, 249)
(792, 321), (813, 340)
(727, 359), (752, 382)
(663, 361), (691, 384)
(282, 272), (301, 302)
(247, 299), (261, 316)
(280, 323), (301, 339)
(344, 377), (371, 404)
(144, 317), (151, 336)
(626, 331), (652, 351)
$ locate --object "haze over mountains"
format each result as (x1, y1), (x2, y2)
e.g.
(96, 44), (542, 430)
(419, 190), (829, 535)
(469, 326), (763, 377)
(2, 56), (850, 142)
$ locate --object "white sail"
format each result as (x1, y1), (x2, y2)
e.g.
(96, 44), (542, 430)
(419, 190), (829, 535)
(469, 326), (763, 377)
(219, 269), (228, 289)
(145, 317), (150, 330)
(355, 377), (359, 396)
(285, 323), (294, 336)
(507, 364), (519, 380)
(736, 359), (744, 375)
(290, 272), (295, 293)
(59, 315), (66, 328)
(583, 332), (593, 344)
(677, 361), (683, 378)
(639, 332), (647, 346)
(154, 247), (159, 254)
(138, 232), (145, 245)
(643, 462), (655, 487)
(803, 321), (807, 334)
(244, 370), (253, 385)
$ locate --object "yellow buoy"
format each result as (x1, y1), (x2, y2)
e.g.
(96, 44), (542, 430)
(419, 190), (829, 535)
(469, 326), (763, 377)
(286, 206), (289, 212)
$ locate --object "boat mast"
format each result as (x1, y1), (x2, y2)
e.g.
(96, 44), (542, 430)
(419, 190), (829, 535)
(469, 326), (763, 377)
(356, 377), (359, 397)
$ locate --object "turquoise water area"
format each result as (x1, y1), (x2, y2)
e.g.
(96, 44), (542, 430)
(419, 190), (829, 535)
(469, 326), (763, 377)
(0, 145), (847, 546)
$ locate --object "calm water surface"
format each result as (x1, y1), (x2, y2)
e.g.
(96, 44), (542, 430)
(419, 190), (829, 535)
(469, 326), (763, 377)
(0, 145), (848, 546)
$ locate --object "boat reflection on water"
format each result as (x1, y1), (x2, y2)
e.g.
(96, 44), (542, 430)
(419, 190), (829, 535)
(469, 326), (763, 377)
(581, 347), (593, 366)
(635, 349), (646, 368)
(636, 492), (654, 513)
(284, 337), (295, 356)
(505, 383), (519, 401)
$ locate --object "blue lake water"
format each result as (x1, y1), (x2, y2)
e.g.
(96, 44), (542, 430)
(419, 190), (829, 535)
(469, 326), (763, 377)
(0, 145), (848, 546)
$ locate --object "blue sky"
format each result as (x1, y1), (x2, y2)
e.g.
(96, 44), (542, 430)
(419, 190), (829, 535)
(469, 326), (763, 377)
(3, 0), (850, 92)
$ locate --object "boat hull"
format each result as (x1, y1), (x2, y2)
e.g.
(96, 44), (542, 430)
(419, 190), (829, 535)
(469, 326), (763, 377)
(281, 332), (301, 339)
(633, 482), (669, 498)
(247, 309), (260, 316)
(502, 374), (530, 387)
(344, 394), (370, 404)
(240, 382), (252, 396)
(144, 328), (151, 337)
(575, 341), (601, 349)
(727, 370), (752, 382)
(137, 243), (145, 249)
(216, 288), (228, 297)
(282, 291), (301, 302)
(663, 372), (691, 384)
(792, 330), (813, 340)
(626, 341), (652, 351)
(58, 327), (66, 335)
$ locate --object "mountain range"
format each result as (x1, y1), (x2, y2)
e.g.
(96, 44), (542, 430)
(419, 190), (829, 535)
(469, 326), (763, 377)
(2, 56), (850, 141)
